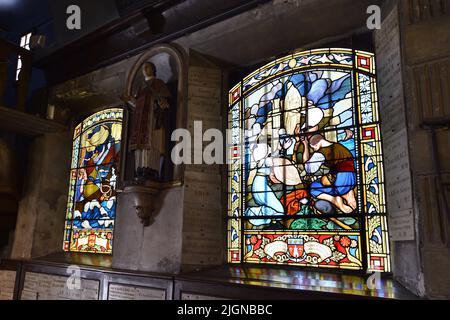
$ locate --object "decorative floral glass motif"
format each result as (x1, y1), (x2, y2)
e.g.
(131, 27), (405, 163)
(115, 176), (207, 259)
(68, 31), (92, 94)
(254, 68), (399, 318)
(227, 48), (390, 272)
(63, 108), (123, 254)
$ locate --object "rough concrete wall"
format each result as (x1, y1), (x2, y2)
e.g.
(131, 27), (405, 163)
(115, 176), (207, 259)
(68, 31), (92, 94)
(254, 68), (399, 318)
(11, 132), (71, 259)
(112, 187), (184, 274)
(399, 0), (450, 299)
(174, 0), (382, 67)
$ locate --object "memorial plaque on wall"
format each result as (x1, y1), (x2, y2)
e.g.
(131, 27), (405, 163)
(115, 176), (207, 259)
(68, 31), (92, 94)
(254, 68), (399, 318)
(108, 283), (166, 300)
(384, 128), (413, 212)
(183, 171), (223, 265)
(0, 270), (16, 300)
(182, 62), (224, 267)
(375, 5), (406, 138)
(21, 272), (99, 300)
(389, 209), (415, 241)
(375, 6), (414, 241)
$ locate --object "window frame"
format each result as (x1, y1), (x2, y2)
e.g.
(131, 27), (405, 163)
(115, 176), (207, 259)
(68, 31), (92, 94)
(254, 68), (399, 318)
(63, 107), (125, 255)
(226, 48), (391, 273)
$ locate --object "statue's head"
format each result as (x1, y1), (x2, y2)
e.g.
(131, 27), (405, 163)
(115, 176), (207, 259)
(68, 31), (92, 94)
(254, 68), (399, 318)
(142, 62), (156, 78)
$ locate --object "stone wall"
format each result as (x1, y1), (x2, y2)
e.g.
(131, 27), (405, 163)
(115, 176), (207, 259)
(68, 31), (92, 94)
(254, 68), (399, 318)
(11, 132), (71, 259)
(112, 187), (184, 273)
(180, 52), (225, 271)
(9, 55), (139, 261)
(49, 56), (138, 118)
(0, 136), (20, 257)
(7, 0), (450, 299)
(374, 2), (423, 296)
(399, 0), (450, 298)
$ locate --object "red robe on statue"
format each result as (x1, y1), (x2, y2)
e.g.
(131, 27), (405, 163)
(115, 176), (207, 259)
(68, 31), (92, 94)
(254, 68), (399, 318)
(129, 78), (171, 151)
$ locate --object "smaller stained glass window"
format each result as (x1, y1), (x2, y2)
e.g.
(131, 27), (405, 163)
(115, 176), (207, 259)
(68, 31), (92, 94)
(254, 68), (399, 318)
(63, 108), (123, 254)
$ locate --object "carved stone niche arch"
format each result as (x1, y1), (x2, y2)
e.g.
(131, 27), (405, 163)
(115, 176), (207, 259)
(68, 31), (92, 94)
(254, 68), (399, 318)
(121, 43), (187, 226)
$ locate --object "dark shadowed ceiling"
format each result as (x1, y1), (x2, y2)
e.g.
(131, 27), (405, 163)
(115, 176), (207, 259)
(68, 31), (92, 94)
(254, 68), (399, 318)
(0, 0), (51, 35)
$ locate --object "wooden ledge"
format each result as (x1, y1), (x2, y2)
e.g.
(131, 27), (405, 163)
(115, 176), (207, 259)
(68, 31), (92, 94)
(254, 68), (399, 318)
(176, 265), (420, 300)
(0, 106), (67, 137)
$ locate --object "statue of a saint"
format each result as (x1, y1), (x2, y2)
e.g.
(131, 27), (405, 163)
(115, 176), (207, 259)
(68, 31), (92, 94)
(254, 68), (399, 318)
(123, 62), (171, 182)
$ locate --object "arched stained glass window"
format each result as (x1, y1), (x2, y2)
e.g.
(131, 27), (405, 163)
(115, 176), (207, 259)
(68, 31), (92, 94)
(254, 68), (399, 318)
(227, 48), (390, 272)
(63, 108), (123, 254)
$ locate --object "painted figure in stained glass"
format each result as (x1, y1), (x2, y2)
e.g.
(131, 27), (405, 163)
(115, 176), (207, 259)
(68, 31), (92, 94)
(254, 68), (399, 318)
(244, 70), (356, 226)
(73, 122), (121, 230)
(244, 143), (296, 226)
(302, 133), (357, 213)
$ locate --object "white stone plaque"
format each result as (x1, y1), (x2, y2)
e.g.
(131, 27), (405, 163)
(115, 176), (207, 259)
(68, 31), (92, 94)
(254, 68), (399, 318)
(183, 62), (224, 266)
(108, 283), (166, 300)
(20, 289), (38, 300)
(189, 67), (222, 88)
(181, 292), (225, 300)
(384, 128), (413, 211)
(21, 272), (99, 300)
(390, 209), (415, 241)
(375, 5), (406, 138)
(375, 6), (415, 241)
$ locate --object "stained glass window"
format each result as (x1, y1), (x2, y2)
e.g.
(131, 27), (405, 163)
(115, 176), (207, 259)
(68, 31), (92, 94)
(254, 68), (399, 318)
(227, 48), (390, 272)
(63, 108), (123, 254)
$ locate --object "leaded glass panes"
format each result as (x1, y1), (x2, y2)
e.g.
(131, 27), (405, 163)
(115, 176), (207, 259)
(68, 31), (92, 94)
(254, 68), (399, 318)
(63, 108), (123, 254)
(227, 49), (390, 272)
